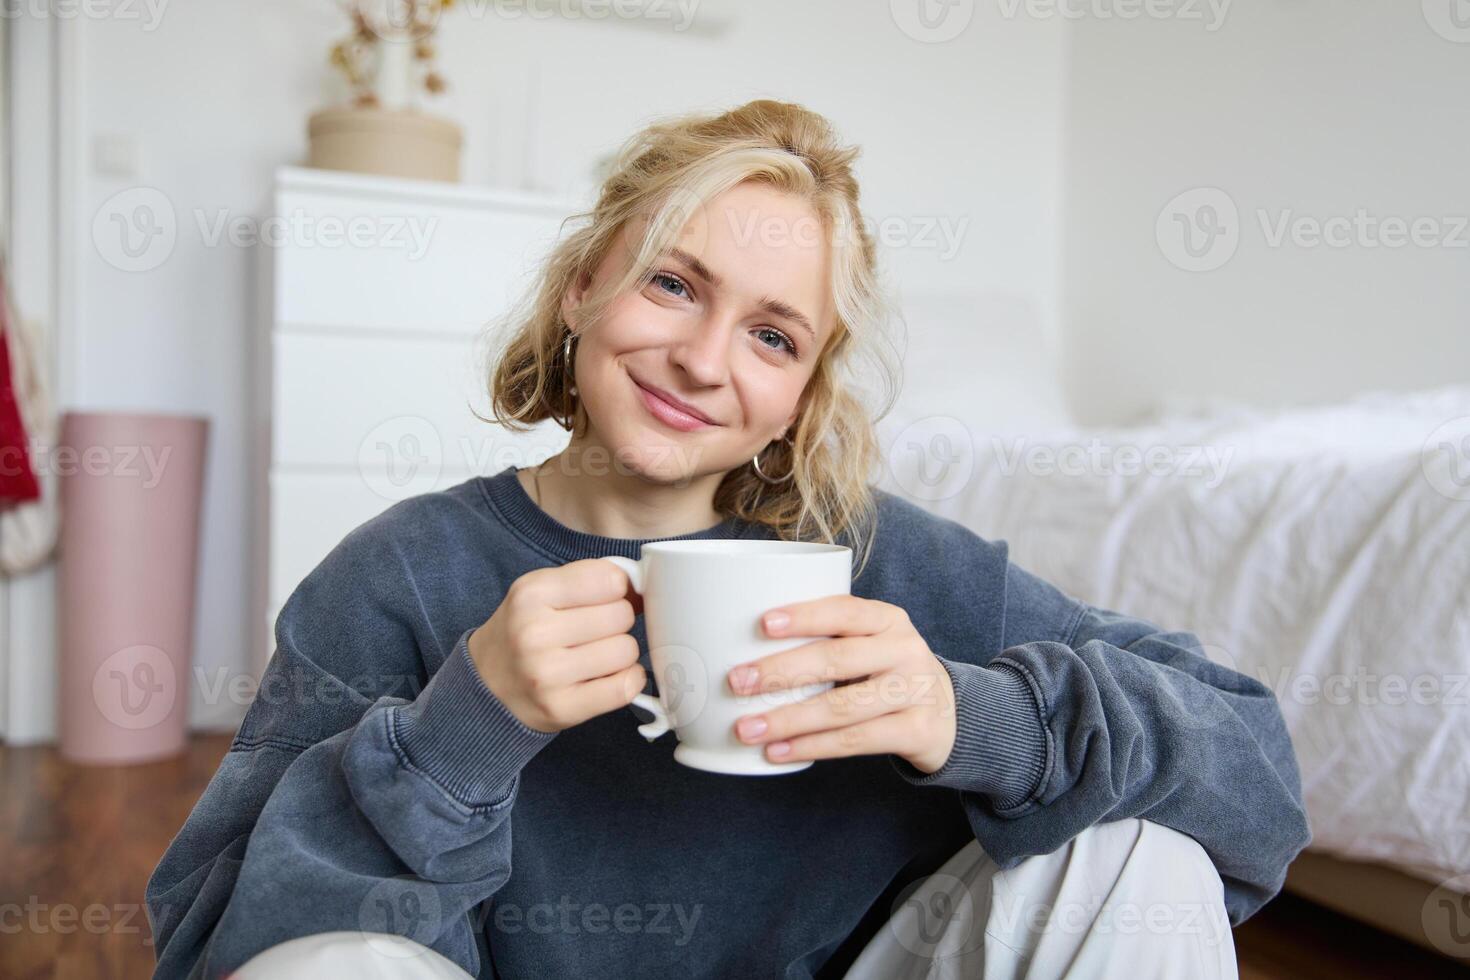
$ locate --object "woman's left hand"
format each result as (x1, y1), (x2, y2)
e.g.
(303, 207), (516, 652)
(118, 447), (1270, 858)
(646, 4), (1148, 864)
(726, 595), (957, 773)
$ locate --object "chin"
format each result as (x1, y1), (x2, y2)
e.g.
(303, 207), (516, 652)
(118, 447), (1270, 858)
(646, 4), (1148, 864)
(608, 432), (712, 487)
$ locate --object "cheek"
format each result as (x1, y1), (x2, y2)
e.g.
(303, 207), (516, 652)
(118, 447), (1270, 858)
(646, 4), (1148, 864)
(739, 375), (806, 429)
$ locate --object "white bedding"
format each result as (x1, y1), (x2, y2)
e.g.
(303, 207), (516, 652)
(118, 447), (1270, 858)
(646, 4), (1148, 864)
(876, 384), (1470, 887)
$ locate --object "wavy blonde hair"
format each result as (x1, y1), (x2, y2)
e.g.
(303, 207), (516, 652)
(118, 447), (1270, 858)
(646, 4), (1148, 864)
(481, 99), (901, 577)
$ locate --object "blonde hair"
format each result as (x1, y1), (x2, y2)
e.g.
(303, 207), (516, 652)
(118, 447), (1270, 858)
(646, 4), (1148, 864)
(481, 99), (901, 578)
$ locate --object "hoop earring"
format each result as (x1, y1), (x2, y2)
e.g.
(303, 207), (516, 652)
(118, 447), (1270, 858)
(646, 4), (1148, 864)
(562, 330), (578, 397)
(752, 434), (794, 485)
(560, 329), (579, 431)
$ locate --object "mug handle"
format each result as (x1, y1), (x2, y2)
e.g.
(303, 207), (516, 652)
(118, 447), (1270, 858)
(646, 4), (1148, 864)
(601, 556), (670, 742)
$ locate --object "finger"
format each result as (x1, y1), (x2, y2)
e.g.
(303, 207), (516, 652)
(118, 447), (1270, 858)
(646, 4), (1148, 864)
(528, 558), (632, 610)
(543, 599), (636, 649)
(734, 674), (905, 745)
(731, 634), (897, 694)
(558, 661), (647, 723)
(762, 709), (923, 765)
(547, 632), (641, 686)
(761, 594), (899, 639)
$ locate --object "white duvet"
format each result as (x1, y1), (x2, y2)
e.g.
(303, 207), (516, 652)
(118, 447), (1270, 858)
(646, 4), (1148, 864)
(876, 384), (1470, 888)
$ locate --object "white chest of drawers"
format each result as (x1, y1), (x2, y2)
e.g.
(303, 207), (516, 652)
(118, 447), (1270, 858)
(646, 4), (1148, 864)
(252, 166), (580, 672)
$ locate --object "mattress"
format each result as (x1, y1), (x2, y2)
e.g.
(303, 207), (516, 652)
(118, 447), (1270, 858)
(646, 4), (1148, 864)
(878, 384), (1470, 889)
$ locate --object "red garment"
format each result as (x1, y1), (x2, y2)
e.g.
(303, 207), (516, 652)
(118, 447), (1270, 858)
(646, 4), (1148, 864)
(0, 276), (40, 504)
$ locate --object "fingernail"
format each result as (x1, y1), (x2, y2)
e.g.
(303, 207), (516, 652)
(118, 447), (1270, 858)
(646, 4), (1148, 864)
(763, 611), (790, 634)
(768, 741), (791, 758)
(737, 717), (767, 741)
(729, 665), (759, 693)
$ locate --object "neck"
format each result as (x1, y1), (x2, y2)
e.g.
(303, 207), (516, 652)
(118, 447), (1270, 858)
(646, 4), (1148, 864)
(519, 439), (729, 539)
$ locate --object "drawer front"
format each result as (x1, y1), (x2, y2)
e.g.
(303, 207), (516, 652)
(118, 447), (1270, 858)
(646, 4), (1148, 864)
(272, 189), (570, 334)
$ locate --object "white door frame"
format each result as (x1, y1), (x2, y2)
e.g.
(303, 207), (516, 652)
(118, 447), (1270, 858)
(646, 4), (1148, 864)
(2, 10), (83, 744)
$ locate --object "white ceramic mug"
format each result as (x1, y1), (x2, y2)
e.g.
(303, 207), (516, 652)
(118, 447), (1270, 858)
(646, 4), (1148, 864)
(602, 540), (853, 775)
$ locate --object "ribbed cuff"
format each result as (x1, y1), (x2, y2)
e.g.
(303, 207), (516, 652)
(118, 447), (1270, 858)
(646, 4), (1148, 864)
(890, 657), (1049, 810)
(392, 628), (558, 809)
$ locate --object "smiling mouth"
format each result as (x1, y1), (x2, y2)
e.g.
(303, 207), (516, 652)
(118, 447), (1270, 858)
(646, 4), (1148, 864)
(631, 375), (720, 432)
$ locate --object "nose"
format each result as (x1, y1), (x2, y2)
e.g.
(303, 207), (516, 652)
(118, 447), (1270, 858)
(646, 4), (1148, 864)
(668, 310), (737, 387)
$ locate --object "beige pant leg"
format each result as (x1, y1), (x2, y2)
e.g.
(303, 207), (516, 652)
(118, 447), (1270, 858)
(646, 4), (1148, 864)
(233, 931), (475, 979)
(844, 817), (1239, 980)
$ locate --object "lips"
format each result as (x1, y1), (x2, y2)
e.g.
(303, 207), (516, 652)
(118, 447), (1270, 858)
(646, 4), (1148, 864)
(631, 375), (721, 431)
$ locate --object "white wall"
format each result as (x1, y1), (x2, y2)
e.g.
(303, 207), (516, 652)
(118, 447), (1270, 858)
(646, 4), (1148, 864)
(8, 0), (1067, 740)
(1059, 1), (1470, 425)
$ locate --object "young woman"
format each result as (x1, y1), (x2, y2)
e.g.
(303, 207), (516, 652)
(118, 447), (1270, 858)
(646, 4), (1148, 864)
(147, 100), (1309, 979)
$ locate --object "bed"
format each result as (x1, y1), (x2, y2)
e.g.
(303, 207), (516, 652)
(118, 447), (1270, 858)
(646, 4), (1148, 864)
(878, 294), (1470, 952)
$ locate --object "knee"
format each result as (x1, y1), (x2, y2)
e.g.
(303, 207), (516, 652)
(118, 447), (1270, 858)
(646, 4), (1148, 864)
(1072, 817), (1231, 924)
(234, 931), (472, 979)
(980, 820), (1238, 977)
(999, 817), (1231, 928)
(1113, 817), (1220, 883)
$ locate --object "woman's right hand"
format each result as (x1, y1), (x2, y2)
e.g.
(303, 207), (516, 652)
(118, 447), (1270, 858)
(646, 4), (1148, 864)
(467, 558), (644, 734)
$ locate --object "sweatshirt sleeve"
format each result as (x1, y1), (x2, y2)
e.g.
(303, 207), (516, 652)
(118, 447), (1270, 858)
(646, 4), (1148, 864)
(145, 515), (556, 979)
(889, 554), (1312, 926)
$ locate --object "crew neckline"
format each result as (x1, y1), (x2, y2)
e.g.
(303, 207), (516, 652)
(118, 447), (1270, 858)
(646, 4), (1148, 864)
(477, 465), (761, 562)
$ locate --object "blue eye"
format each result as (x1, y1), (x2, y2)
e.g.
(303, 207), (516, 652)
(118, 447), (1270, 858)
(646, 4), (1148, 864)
(649, 272), (689, 299)
(756, 327), (798, 358)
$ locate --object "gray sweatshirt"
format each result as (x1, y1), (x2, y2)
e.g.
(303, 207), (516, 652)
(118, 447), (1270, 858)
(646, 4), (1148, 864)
(146, 464), (1311, 978)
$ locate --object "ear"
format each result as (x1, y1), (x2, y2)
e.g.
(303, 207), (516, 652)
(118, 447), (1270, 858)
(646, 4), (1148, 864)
(560, 270), (591, 328)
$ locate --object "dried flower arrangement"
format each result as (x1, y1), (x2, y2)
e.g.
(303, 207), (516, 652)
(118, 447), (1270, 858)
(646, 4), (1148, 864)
(329, 0), (453, 109)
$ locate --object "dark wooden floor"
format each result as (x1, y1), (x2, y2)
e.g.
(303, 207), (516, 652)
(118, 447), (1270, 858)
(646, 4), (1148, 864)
(2, 735), (1467, 980)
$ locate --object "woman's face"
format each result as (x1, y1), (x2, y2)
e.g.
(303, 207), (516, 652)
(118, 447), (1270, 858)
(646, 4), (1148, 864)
(562, 181), (834, 484)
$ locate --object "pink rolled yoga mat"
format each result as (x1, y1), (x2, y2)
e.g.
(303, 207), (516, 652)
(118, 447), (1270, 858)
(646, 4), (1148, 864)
(57, 411), (209, 764)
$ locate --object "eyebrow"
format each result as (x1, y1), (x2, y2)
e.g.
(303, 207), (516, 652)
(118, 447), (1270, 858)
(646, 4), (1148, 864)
(664, 247), (818, 344)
